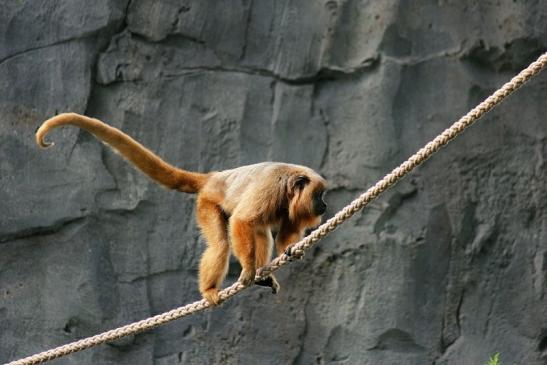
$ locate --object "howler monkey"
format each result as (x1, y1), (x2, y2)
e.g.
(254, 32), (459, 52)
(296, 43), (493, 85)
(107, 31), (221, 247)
(36, 113), (327, 305)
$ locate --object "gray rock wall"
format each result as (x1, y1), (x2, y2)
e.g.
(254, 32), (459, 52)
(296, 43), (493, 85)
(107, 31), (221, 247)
(1, 1), (546, 364)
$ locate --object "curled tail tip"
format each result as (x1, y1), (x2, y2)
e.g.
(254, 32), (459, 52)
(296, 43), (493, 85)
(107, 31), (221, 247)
(38, 140), (54, 148)
(35, 124), (54, 148)
(36, 133), (54, 148)
(35, 112), (74, 148)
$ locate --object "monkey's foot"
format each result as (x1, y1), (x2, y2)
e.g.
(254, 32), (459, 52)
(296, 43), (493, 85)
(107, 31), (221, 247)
(238, 269), (256, 287)
(255, 275), (280, 294)
(202, 288), (221, 306)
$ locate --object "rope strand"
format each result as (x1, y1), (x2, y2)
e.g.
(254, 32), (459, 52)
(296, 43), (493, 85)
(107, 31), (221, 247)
(6, 52), (547, 365)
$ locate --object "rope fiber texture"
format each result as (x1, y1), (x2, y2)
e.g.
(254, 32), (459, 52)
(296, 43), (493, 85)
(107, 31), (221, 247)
(6, 52), (547, 365)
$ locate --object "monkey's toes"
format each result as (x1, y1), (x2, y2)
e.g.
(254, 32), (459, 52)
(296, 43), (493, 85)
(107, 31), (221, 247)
(238, 270), (255, 287)
(202, 288), (221, 306)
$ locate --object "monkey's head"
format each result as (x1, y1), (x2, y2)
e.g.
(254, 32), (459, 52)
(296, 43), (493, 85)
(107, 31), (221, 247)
(286, 167), (327, 227)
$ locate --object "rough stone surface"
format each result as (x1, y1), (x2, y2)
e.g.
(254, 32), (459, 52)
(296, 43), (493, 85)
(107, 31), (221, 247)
(1, 1), (546, 364)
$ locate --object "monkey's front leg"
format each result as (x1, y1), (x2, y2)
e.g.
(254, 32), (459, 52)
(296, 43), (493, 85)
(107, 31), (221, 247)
(254, 228), (280, 294)
(230, 218), (256, 286)
(275, 221), (304, 256)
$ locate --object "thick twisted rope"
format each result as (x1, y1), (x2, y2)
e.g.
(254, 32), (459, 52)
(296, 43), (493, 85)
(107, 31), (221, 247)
(6, 52), (547, 365)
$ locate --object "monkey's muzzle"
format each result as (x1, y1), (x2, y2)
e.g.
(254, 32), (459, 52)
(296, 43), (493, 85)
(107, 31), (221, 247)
(313, 192), (327, 215)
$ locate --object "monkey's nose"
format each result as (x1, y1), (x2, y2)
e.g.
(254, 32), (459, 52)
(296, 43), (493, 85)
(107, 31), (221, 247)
(315, 201), (327, 215)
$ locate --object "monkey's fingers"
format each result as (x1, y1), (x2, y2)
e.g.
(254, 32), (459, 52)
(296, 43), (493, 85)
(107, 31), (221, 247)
(269, 276), (280, 294)
(284, 246), (304, 261)
(255, 275), (280, 294)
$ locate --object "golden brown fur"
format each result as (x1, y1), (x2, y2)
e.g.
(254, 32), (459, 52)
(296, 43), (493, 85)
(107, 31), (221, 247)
(36, 113), (327, 305)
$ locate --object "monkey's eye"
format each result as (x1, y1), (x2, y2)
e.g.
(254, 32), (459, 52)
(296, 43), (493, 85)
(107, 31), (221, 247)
(294, 175), (309, 189)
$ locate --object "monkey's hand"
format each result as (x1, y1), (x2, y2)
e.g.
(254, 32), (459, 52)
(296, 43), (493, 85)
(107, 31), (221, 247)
(255, 275), (280, 294)
(284, 246), (304, 261)
(238, 268), (256, 287)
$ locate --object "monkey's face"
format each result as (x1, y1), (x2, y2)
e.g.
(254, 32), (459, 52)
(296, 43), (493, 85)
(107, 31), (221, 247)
(287, 172), (327, 226)
(312, 190), (327, 216)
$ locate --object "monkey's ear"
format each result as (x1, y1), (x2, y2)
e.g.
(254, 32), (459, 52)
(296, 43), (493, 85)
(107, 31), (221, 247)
(287, 175), (309, 199)
(294, 175), (309, 189)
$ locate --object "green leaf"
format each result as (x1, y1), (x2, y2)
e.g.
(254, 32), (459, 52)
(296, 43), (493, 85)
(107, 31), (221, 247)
(485, 352), (500, 365)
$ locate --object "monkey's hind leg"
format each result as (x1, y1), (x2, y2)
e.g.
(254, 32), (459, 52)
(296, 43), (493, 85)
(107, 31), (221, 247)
(254, 228), (280, 294)
(197, 198), (230, 305)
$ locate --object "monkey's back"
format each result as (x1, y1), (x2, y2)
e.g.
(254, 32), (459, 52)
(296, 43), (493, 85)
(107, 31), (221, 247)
(202, 163), (287, 217)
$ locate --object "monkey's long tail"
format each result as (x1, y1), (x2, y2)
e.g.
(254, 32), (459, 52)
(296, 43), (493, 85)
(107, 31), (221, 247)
(36, 113), (208, 193)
